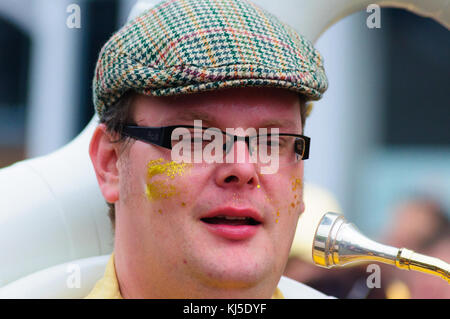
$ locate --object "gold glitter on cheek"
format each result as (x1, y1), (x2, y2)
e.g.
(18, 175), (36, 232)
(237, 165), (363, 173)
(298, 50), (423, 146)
(145, 158), (191, 201)
(289, 177), (303, 211)
(291, 178), (302, 191)
(145, 180), (178, 200)
(147, 158), (190, 179)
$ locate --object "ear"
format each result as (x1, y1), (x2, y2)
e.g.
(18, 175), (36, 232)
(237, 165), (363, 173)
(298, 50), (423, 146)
(89, 124), (120, 204)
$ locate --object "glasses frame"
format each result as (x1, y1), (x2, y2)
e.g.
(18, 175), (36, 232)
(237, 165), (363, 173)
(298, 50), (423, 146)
(122, 125), (310, 160)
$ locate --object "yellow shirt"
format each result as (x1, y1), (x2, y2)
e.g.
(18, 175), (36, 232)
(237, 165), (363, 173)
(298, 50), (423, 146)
(85, 253), (284, 299)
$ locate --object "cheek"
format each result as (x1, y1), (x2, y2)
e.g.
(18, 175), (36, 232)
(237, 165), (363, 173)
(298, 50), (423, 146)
(145, 158), (191, 201)
(289, 175), (304, 213)
(117, 149), (145, 205)
(142, 160), (214, 216)
(120, 146), (208, 218)
(118, 146), (175, 208)
(140, 158), (196, 214)
(265, 165), (304, 224)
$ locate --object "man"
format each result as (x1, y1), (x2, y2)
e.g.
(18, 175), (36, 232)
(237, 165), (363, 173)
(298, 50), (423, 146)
(87, 0), (329, 298)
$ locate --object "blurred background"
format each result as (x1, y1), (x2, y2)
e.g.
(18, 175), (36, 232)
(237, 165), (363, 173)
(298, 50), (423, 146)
(0, 0), (449, 298)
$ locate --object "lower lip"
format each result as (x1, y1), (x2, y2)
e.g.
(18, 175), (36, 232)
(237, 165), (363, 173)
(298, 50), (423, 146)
(202, 222), (260, 241)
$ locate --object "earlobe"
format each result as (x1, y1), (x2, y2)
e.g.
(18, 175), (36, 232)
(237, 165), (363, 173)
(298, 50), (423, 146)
(89, 124), (120, 203)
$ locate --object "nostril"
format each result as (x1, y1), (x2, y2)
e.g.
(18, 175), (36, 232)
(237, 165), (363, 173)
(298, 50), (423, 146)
(224, 176), (239, 183)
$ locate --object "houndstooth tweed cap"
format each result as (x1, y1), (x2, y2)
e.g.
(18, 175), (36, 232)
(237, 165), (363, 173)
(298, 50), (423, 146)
(93, 0), (328, 117)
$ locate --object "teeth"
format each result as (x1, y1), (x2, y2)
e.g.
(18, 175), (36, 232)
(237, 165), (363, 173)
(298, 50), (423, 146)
(217, 216), (249, 220)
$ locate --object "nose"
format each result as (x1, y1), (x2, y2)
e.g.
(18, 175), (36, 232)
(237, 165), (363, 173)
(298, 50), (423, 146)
(215, 163), (259, 188)
(215, 139), (259, 189)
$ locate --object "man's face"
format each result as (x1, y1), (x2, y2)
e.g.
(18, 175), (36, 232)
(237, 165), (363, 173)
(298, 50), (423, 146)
(113, 87), (305, 297)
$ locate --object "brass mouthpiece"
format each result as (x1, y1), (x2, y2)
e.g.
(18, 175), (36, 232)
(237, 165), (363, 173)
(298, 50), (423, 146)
(312, 212), (450, 284)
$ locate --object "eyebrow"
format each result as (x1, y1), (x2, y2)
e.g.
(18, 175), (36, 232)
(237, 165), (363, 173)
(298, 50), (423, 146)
(168, 110), (215, 123)
(258, 119), (298, 130)
(134, 110), (214, 126)
(155, 110), (299, 131)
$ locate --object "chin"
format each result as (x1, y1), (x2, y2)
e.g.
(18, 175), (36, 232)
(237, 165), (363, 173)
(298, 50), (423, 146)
(194, 256), (273, 290)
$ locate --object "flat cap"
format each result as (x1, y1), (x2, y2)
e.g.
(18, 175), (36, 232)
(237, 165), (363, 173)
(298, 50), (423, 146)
(93, 0), (328, 116)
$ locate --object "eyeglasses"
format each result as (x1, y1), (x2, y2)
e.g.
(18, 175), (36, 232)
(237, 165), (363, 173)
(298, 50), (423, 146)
(122, 125), (310, 165)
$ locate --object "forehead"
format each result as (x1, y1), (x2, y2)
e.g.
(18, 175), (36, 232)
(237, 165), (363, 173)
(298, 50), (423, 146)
(132, 88), (302, 130)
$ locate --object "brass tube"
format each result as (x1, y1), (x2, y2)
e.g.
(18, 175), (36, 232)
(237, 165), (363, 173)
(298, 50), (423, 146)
(312, 212), (450, 284)
(396, 248), (450, 283)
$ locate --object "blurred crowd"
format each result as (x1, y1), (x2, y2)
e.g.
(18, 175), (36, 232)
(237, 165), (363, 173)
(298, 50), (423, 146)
(284, 196), (450, 299)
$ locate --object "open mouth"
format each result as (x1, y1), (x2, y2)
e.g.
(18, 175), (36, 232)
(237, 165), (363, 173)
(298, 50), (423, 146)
(201, 216), (261, 226)
(200, 208), (263, 240)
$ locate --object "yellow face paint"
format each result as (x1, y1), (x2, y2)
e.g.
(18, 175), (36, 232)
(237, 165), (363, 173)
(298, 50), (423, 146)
(147, 158), (190, 180)
(291, 178), (302, 192)
(274, 210), (280, 224)
(145, 158), (191, 201)
(145, 180), (178, 200)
